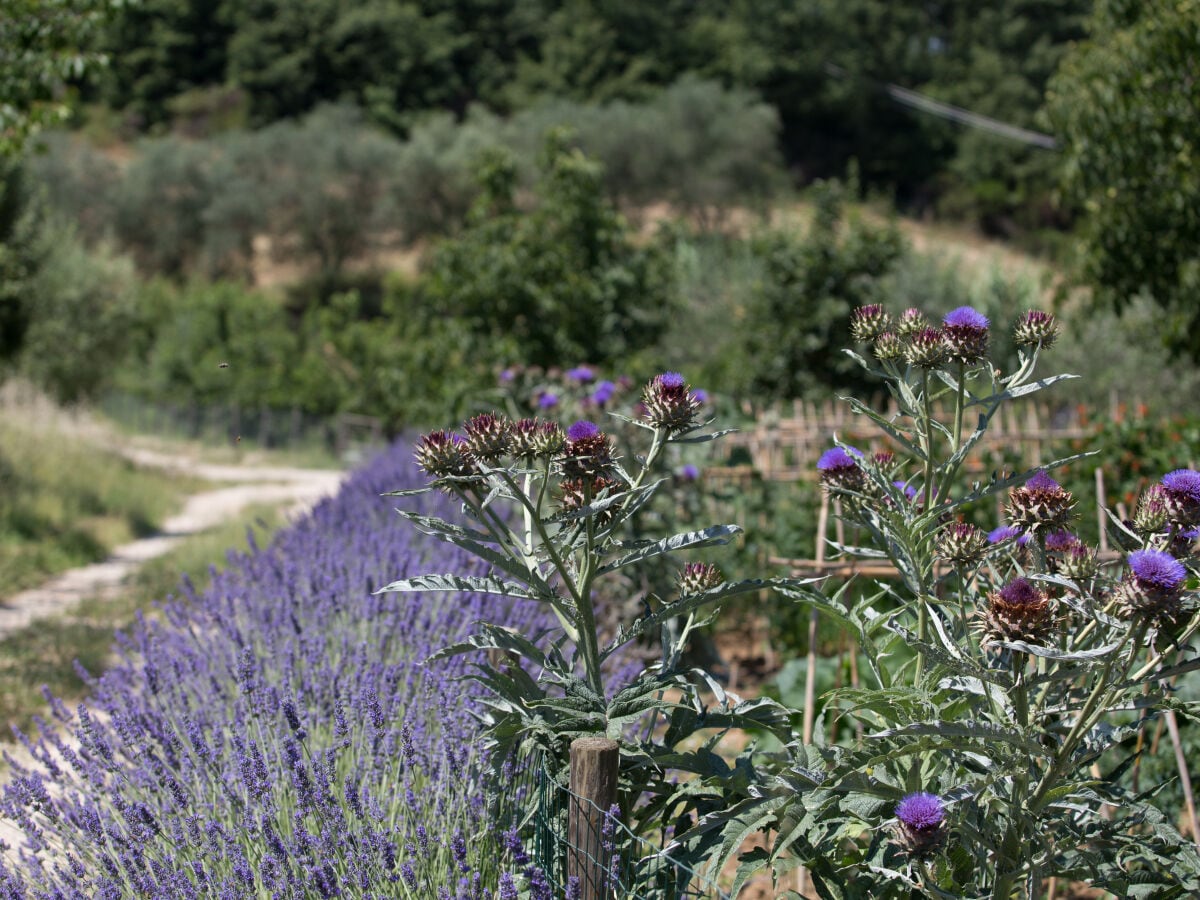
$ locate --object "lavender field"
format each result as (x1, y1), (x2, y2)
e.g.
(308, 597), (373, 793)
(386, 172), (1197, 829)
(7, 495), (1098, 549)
(0, 442), (546, 898)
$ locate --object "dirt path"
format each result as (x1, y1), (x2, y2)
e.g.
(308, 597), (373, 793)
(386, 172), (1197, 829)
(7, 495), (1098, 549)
(0, 444), (346, 637)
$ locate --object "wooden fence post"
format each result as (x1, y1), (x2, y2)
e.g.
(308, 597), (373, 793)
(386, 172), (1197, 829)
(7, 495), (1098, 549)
(568, 736), (619, 898)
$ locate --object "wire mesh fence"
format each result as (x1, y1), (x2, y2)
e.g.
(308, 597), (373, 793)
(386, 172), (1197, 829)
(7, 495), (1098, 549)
(494, 749), (732, 899)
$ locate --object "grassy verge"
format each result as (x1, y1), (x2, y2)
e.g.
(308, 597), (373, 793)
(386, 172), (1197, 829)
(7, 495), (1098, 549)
(0, 504), (283, 740)
(0, 416), (208, 599)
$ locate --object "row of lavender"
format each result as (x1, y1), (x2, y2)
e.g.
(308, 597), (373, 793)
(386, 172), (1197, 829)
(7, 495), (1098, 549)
(0, 444), (545, 898)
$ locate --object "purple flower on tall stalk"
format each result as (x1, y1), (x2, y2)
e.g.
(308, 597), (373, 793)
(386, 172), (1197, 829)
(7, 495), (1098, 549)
(590, 380), (617, 406)
(942, 306), (990, 363)
(641, 372), (701, 432)
(817, 446), (865, 493)
(1014, 309), (1059, 348)
(1128, 549), (1186, 593)
(987, 524), (1025, 545)
(1161, 469), (1200, 525)
(561, 420), (615, 478)
(537, 391), (559, 409)
(1118, 549), (1188, 625)
(893, 792), (946, 858)
(981, 576), (1055, 645)
(1045, 529), (1080, 553)
(678, 464), (700, 482)
(566, 365), (595, 383)
(1007, 470), (1074, 532)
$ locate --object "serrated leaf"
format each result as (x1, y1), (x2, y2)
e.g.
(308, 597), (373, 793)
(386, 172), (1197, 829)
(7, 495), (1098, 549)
(596, 524), (741, 574)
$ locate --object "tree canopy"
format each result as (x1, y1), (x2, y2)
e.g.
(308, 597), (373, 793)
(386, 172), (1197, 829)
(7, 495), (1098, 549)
(1047, 0), (1200, 360)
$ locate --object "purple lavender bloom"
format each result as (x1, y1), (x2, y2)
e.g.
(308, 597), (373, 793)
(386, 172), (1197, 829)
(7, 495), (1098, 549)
(1128, 549), (1187, 593)
(0, 441), (554, 896)
(566, 365), (595, 383)
(895, 792), (944, 830)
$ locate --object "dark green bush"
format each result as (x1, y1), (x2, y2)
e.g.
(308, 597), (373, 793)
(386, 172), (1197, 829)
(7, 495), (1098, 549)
(728, 181), (907, 405)
(422, 134), (677, 370)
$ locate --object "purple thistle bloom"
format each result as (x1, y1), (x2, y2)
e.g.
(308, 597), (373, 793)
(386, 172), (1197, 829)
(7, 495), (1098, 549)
(895, 792), (944, 830)
(1045, 530), (1079, 552)
(590, 380), (616, 405)
(988, 525), (1022, 544)
(679, 464), (700, 482)
(566, 420), (600, 442)
(817, 446), (863, 471)
(692, 389), (709, 404)
(566, 365), (595, 383)
(1025, 471), (1060, 492)
(893, 480), (918, 501)
(536, 391), (558, 409)
(1128, 549), (1187, 593)
(657, 371), (686, 389)
(998, 577), (1041, 607)
(1163, 469), (1200, 503)
(942, 306), (989, 330)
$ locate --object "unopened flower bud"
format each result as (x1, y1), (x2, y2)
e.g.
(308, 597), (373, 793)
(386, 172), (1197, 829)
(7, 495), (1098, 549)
(462, 412), (514, 463)
(942, 306), (990, 364)
(895, 308), (929, 337)
(677, 562), (724, 596)
(904, 328), (948, 369)
(641, 372), (701, 433)
(558, 475), (624, 522)
(559, 420), (615, 479)
(872, 331), (905, 361)
(1006, 471), (1075, 533)
(414, 430), (472, 479)
(981, 577), (1055, 646)
(850, 304), (891, 343)
(1014, 310), (1059, 349)
(1060, 542), (1099, 580)
(1134, 484), (1170, 534)
(937, 522), (987, 565)
(511, 418), (564, 458)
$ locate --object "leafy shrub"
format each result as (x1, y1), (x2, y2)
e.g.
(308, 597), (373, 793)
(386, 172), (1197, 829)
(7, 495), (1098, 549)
(23, 131), (120, 246)
(251, 104), (404, 283)
(730, 181), (908, 404)
(17, 225), (137, 404)
(0, 444), (547, 895)
(423, 134), (677, 370)
(112, 135), (219, 278)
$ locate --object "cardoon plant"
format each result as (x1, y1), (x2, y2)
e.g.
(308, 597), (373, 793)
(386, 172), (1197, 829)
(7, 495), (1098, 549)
(704, 307), (1200, 897)
(386, 373), (817, 855)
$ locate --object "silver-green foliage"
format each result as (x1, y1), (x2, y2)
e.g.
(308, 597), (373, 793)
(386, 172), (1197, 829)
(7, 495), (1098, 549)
(703, 313), (1200, 898)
